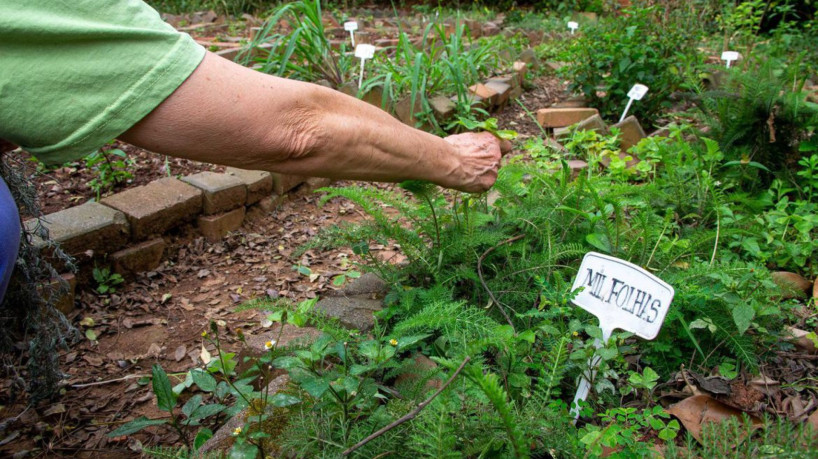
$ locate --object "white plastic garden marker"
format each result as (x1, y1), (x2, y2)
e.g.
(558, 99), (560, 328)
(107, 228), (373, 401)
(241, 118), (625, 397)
(568, 252), (674, 422)
(355, 44), (375, 88)
(344, 21), (358, 47)
(721, 51), (739, 69)
(619, 83), (649, 123)
(567, 21), (579, 34)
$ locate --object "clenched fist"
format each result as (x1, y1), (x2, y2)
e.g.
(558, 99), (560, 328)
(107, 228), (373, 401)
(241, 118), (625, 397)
(440, 132), (511, 193)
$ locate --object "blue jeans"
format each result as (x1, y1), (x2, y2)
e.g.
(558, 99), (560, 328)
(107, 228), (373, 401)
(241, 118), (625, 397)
(0, 177), (20, 302)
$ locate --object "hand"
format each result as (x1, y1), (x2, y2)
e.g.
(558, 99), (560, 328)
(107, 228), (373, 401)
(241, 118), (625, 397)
(442, 132), (510, 193)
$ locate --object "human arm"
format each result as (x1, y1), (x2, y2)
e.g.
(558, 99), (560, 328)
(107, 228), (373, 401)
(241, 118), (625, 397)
(119, 52), (505, 193)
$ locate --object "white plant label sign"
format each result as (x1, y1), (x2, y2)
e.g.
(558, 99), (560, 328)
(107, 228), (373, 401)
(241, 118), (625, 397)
(567, 21), (579, 34)
(569, 252), (674, 420)
(355, 44), (376, 88)
(344, 21), (358, 47)
(571, 252), (673, 340)
(620, 83), (649, 122)
(721, 50), (739, 68)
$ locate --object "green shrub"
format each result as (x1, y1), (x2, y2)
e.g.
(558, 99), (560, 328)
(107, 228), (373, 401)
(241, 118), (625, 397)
(559, 5), (704, 127)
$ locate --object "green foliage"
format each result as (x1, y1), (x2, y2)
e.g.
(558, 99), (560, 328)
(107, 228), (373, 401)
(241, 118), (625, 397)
(579, 406), (679, 457)
(559, 5), (704, 127)
(693, 58), (818, 187)
(242, 0), (352, 86)
(92, 266), (124, 294)
(84, 148), (134, 200)
(665, 415), (818, 458)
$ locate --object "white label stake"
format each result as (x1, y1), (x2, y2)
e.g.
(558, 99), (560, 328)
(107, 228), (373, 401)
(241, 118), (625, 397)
(355, 44), (375, 89)
(619, 84), (649, 123)
(721, 51), (739, 69)
(567, 21), (579, 34)
(344, 21), (358, 47)
(568, 252), (674, 422)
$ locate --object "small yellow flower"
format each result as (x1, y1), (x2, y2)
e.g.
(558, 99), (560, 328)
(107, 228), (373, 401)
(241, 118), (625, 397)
(572, 331), (579, 337)
(389, 339), (398, 346)
(264, 340), (275, 350)
(232, 426), (242, 436)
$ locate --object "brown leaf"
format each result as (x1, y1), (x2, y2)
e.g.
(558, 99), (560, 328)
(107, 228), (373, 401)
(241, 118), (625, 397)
(667, 394), (763, 444)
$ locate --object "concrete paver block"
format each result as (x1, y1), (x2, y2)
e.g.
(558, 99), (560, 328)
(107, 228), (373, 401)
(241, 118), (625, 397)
(182, 172), (247, 215)
(101, 177), (202, 240)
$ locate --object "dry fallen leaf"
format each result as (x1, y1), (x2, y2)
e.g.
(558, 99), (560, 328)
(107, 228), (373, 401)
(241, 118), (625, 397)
(667, 394), (763, 444)
(200, 344), (212, 365)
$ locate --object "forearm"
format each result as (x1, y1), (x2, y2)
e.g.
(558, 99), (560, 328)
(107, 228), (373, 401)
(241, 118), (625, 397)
(121, 52), (464, 188)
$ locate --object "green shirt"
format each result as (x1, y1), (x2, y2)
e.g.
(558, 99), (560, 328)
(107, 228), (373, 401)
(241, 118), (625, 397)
(0, 0), (205, 165)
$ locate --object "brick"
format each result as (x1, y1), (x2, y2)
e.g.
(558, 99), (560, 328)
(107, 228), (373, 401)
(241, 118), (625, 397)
(25, 201), (130, 257)
(612, 115), (646, 152)
(270, 172), (306, 195)
(215, 47), (242, 62)
(488, 74), (519, 89)
(469, 83), (498, 106)
(394, 95), (424, 126)
(112, 238), (165, 277)
(101, 177), (202, 240)
(554, 114), (609, 139)
(182, 172), (247, 215)
(198, 207), (246, 242)
(484, 80), (511, 107)
(536, 108), (600, 128)
(429, 95), (456, 121)
(512, 61), (528, 86)
(224, 167), (273, 205)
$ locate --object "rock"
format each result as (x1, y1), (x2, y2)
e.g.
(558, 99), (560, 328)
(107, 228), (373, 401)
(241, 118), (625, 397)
(101, 178), (202, 241)
(786, 326), (817, 354)
(314, 295), (382, 332)
(469, 83), (499, 107)
(182, 172), (247, 215)
(338, 81), (358, 97)
(270, 173), (306, 195)
(536, 107), (600, 128)
(111, 238), (165, 277)
(394, 353), (441, 394)
(197, 207), (246, 243)
(612, 115), (647, 152)
(771, 271), (811, 298)
(518, 48), (539, 68)
(331, 272), (387, 297)
(25, 201), (130, 258)
(200, 374), (290, 454)
(224, 167), (273, 205)
(429, 95), (456, 121)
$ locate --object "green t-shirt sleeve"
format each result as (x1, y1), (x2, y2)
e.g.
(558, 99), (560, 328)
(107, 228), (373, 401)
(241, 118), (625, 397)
(0, 0), (206, 165)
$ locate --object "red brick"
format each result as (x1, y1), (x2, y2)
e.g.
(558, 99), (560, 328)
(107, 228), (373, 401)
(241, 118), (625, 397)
(537, 108), (600, 128)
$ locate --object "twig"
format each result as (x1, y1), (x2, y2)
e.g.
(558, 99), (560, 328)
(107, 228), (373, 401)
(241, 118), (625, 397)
(342, 356), (471, 456)
(70, 373), (149, 388)
(477, 234), (525, 332)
